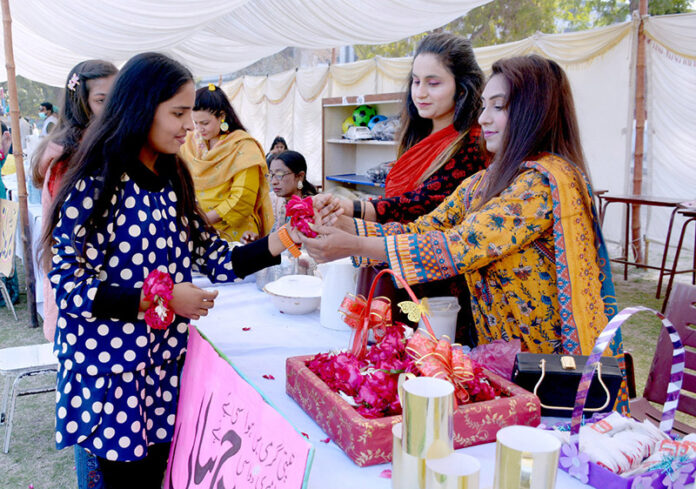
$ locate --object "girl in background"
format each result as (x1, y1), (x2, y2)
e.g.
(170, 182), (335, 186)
(42, 52), (301, 488)
(179, 85), (273, 242)
(32, 59), (118, 343)
(265, 135), (288, 164)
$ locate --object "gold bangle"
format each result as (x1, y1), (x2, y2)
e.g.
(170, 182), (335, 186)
(278, 225), (301, 258)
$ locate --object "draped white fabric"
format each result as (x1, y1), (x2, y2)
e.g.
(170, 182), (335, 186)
(644, 13), (696, 249)
(1, 0), (491, 85)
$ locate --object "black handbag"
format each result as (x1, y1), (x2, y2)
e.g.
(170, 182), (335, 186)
(511, 353), (622, 417)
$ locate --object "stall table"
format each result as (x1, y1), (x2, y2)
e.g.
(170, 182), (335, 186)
(599, 194), (687, 282)
(193, 279), (591, 488)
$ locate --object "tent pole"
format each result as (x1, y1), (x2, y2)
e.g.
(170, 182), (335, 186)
(1, 0), (39, 327)
(631, 0), (648, 264)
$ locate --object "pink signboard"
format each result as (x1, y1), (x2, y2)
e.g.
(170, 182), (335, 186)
(165, 326), (313, 489)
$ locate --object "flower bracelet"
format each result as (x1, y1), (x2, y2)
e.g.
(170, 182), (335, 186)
(143, 270), (175, 330)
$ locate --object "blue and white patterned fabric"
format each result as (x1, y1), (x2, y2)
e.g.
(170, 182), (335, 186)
(49, 160), (237, 461)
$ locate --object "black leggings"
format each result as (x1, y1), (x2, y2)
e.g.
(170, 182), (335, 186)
(97, 442), (171, 489)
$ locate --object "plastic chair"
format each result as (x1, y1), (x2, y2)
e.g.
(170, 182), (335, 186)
(629, 282), (696, 436)
(0, 342), (57, 453)
(0, 198), (19, 320)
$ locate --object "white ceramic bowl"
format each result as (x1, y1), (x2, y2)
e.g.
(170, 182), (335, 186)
(263, 274), (322, 315)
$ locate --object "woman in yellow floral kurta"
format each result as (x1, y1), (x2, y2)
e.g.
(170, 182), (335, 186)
(180, 85), (273, 242)
(305, 55), (630, 412)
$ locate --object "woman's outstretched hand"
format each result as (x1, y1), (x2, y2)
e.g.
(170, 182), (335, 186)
(313, 193), (350, 226)
(170, 282), (218, 320)
(299, 223), (356, 263)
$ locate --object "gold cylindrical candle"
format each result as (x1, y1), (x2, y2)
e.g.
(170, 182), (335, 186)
(402, 377), (454, 459)
(392, 423), (426, 489)
(493, 425), (561, 489)
(426, 453), (480, 489)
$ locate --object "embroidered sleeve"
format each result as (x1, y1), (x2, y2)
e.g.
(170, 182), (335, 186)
(48, 177), (109, 319)
(387, 171), (553, 285)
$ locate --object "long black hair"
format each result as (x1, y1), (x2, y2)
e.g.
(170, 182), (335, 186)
(271, 150), (317, 197)
(41, 52), (206, 271)
(474, 55), (589, 209)
(193, 85), (244, 134)
(397, 32), (484, 182)
(31, 59), (118, 187)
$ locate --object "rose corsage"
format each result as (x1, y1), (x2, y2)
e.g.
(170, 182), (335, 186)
(286, 195), (317, 238)
(143, 270), (175, 330)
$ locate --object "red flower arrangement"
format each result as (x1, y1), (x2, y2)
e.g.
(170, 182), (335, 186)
(307, 269), (499, 419)
(307, 322), (417, 418)
(285, 195), (317, 237)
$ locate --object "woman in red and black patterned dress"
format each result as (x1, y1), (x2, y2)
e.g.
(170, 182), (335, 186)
(316, 33), (488, 345)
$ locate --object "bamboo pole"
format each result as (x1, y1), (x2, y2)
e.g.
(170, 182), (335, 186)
(1, 0), (38, 327)
(631, 0), (648, 264)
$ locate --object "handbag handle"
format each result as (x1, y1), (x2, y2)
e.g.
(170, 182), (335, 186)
(533, 358), (612, 412)
(569, 306), (684, 446)
(351, 268), (434, 358)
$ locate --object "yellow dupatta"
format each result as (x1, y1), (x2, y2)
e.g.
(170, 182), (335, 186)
(523, 154), (611, 356)
(180, 129), (274, 237)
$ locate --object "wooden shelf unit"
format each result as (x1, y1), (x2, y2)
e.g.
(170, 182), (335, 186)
(322, 92), (404, 196)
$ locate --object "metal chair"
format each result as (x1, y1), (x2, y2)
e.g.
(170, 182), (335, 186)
(0, 198), (19, 320)
(660, 202), (696, 312)
(0, 342), (58, 453)
(629, 282), (696, 436)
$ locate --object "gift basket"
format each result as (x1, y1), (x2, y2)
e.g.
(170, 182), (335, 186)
(286, 269), (540, 466)
(550, 306), (695, 488)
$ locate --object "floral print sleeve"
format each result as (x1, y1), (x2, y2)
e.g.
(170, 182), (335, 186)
(372, 129), (487, 224)
(382, 170), (554, 285)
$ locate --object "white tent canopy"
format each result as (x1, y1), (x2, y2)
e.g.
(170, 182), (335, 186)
(2, 0), (491, 86)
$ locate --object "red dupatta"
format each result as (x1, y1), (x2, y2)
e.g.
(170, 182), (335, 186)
(384, 124), (458, 198)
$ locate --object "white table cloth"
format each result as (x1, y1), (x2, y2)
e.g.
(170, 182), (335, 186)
(194, 281), (591, 489)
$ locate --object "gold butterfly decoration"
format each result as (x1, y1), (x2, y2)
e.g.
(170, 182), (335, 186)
(397, 297), (430, 323)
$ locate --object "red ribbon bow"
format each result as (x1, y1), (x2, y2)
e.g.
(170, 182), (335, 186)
(339, 294), (392, 358)
(406, 332), (475, 404)
(286, 195), (317, 238)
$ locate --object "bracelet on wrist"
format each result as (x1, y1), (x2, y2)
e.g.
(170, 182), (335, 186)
(279, 225), (301, 258)
(353, 200), (361, 218)
(143, 270), (174, 330)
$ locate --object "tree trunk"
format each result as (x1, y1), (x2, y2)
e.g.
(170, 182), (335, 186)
(631, 0), (648, 264)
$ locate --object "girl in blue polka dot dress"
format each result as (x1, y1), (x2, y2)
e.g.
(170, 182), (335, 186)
(40, 53), (302, 488)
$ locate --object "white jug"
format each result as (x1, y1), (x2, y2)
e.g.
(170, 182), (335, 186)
(317, 258), (359, 331)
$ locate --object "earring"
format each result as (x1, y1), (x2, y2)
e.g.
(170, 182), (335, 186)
(297, 180), (303, 190)
(220, 119), (229, 132)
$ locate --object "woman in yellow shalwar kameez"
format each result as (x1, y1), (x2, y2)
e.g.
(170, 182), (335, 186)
(304, 55), (629, 412)
(180, 84), (273, 242)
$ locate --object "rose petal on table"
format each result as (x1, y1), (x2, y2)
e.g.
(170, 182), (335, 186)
(262, 374), (275, 380)
(242, 327), (251, 331)
(320, 437), (330, 443)
(379, 469), (392, 479)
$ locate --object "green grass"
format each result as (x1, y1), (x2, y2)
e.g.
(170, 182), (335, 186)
(0, 261), (681, 488)
(0, 263), (76, 489)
